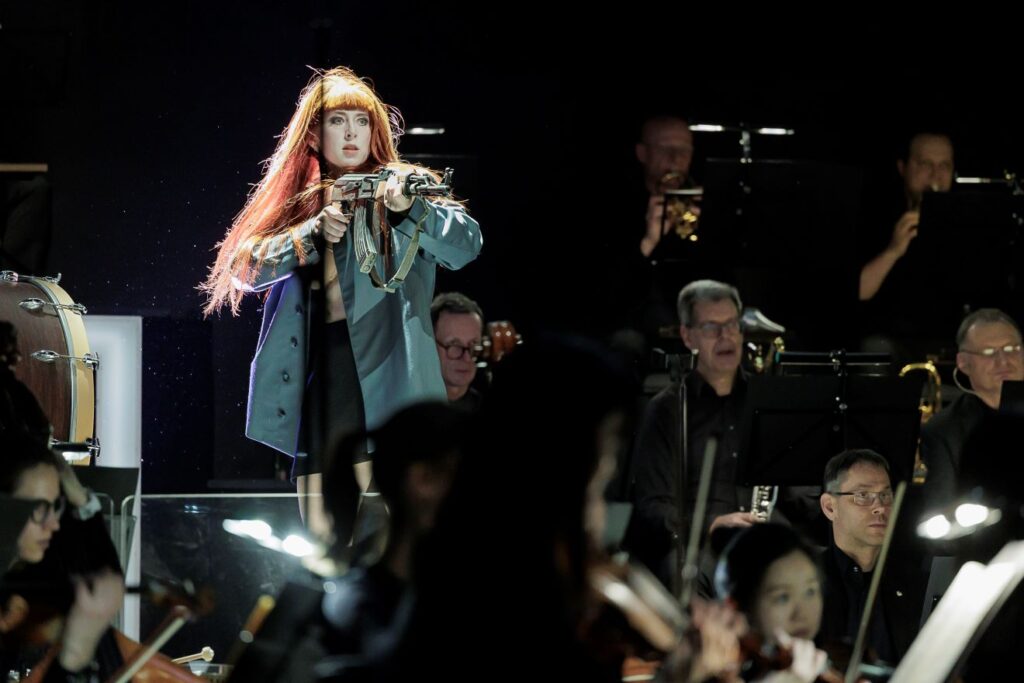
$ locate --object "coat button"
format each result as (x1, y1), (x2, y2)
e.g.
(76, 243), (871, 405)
(295, 304), (303, 314)
(282, 372), (290, 382)
(290, 337), (299, 348)
(277, 408), (286, 417)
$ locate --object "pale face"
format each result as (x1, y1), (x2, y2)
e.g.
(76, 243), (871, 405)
(957, 321), (1024, 406)
(435, 311), (483, 400)
(821, 462), (893, 554)
(321, 108), (372, 170)
(12, 464), (62, 564)
(753, 550), (823, 644)
(680, 298), (743, 381)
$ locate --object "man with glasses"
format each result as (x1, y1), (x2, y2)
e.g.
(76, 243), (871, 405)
(631, 280), (754, 586)
(920, 308), (1024, 507)
(819, 449), (924, 663)
(431, 292), (485, 411)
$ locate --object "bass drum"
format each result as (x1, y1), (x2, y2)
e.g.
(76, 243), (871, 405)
(0, 271), (96, 447)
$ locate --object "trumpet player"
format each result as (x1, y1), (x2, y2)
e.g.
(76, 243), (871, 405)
(636, 115), (696, 258)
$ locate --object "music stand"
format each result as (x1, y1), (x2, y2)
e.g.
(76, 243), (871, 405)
(737, 369), (923, 487)
(680, 159), (862, 347)
(999, 380), (1024, 418)
(959, 383), (1024, 500)
(75, 466), (140, 572)
(891, 541), (1024, 683)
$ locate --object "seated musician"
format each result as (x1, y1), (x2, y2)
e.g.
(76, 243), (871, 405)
(920, 308), (1024, 510)
(859, 132), (955, 303)
(857, 132), (958, 361)
(818, 449), (925, 665)
(430, 292), (486, 412)
(636, 114), (696, 260)
(715, 523), (834, 682)
(0, 430), (124, 682)
(631, 280), (754, 586)
(630, 280), (821, 589)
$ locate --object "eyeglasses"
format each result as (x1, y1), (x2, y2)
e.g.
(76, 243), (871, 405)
(688, 318), (741, 339)
(436, 340), (481, 361)
(960, 344), (1023, 360)
(28, 496), (66, 524)
(829, 490), (894, 507)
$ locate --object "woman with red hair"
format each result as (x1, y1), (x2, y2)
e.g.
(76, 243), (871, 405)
(202, 67), (481, 536)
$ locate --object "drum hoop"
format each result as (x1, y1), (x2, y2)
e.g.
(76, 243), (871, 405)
(24, 276), (95, 443)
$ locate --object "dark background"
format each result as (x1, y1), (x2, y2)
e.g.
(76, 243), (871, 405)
(3, 3), (1021, 492)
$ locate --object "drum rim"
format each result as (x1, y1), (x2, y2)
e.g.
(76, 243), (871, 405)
(23, 276), (95, 443)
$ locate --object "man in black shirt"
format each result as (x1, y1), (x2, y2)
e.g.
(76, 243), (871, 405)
(920, 308), (1024, 510)
(818, 449), (925, 664)
(857, 132), (961, 363)
(631, 279), (754, 583)
(859, 132), (955, 303)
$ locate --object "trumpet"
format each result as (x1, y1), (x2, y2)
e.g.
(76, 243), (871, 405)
(660, 172), (702, 242)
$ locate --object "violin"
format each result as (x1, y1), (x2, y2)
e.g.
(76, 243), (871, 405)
(734, 631), (849, 683)
(586, 556), (690, 681)
(818, 639), (893, 683)
(6, 577), (214, 682)
(589, 557), (687, 653)
(24, 630), (203, 683)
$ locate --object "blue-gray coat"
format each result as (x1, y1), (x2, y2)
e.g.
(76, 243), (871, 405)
(237, 197), (482, 455)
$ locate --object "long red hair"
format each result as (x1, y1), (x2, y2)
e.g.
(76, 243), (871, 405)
(201, 67), (402, 316)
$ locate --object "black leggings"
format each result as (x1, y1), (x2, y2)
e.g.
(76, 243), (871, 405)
(293, 320), (368, 478)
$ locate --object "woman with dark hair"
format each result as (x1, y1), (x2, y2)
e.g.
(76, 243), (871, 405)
(0, 431), (124, 681)
(715, 523), (833, 683)
(201, 66), (482, 535)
